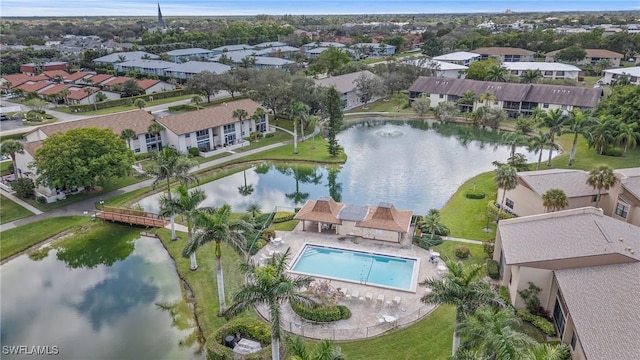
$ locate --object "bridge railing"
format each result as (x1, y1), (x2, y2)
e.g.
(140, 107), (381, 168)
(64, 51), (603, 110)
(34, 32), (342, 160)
(95, 210), (168, 227)
(102, 206), (164, 219)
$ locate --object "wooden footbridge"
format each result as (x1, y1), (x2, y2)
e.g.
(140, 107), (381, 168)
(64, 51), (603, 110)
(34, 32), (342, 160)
(94, 206), (169, 228)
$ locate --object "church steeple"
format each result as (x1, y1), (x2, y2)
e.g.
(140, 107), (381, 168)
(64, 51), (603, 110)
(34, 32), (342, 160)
(157, 2), (166, 29)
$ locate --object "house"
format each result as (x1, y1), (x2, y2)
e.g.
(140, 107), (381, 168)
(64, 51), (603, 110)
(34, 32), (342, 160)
(302, 42), (346, 51)
(112, 59), (176, 77)
(496, 169), (601, 217)
(136, 79), (175, 94)
(502, 62), (581, 80)
(294, 197), (413, 243)
(154, 99), (269, 154)
(253, 41), (288, 49)
(253, 57), (295, 70)
(314, 70), (382, 109)
(83, 73), (115, 86)
(471, 47), (535, 62)
(602, 167), (640, 226)
(253, 46), (302, 60)
(92, 51), (159, 67)
(14, 81), (50, 94)
(166, 48), (215, 62)
(408, 77), (602, 118)
(601, 66), (640, 85)
(432, 51), (481, 66)
(66, 87), (100, 105)
(0, 73), (32, 89)
(20, 61), (68, 75)
(42, 70), (71, 80)
(164, 61), (231, 80)
(64, 71), (96, 84)
(211, 44), (252, 55)
(545, 48), (624, 66)
(493, 207), (640, 360)
(350, 43), (396, 58)
(408, 59), (468, 79)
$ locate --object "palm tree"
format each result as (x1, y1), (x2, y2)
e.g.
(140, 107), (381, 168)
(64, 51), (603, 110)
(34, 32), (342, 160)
(84, 86), (96, 111)
(540, 109), (567, 167)
(485, 65), (508, 82)
(232, 108), (248, 146)
(502, 130), (528, 157)
(457, 90), (476, 112)
(594, 58), (611, 76)
(0, 140), (24, 179)
(455, 306), (536, 360)
(186, 204), (251, 314)
(566, 109), (597, 166)
(120, 128), (137, 150)
(161, 184), (206, 270)
(224, 249), (315, 360)
(478, 91), (496, 108)
(191, 95), (203, 107)
(589, 116), (617, 155)
(134, 98), (146, 109)
(246, 203), (262, 218)
(150, 148), (198, 240)
(252, 107), (267, 135)
(616, 121), (640, 155)
(421, 261), (503, 322)
(421, 212), (449, 240)
(494, 165), (518, 222)
(237, 169), (254, 196)
(288, 101), (310, 153)
(542, 188), (569, 212)
(58, 87), (70, 105)
(521, 70), (542, 84)
(522, 343), (571, 360)
(286, 336), (345, 360)
(586, 165), (617, 208)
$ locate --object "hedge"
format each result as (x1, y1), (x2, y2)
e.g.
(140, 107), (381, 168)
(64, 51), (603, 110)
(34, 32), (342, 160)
(454, 245), (470, 259)
(207, 318), (272, 360)
(414, 234), (443, 249)
(517, 309), (556, 336)
(68, 88), (187, 113)
(290, 301), (351, 323)
(498, 285), (512, 306)
(168, 104), (200, 112)
(487, 201), (516, 220)
(272, 212), (295, 223)
(486, 259), (500, 279)
(465, 191), (486, 199)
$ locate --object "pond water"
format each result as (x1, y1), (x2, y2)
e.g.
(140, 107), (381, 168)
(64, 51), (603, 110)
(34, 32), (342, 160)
(0, 235), (201, 360)
(139, 119), (543, 215)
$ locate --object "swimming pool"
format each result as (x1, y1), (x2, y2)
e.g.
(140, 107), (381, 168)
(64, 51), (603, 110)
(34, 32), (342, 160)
(289, 244), (419, 292)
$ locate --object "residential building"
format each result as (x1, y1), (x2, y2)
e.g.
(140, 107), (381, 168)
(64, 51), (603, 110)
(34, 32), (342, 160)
(432, 51), (481, 66)
(253, 57), (295, 70)
(314, 70), (382, 109)
(112, 59), (175, 76)
(64, 71), (96, 84)
(601, 66), (640, 85)
(408, 59), (468, 79)
(66, 87), (100, 105)
(19, 61), (68, 75)
(1, 73), (32, 89)
(471, 47), (535, 62)
(253, 46), (302, 60)
(93, 51), (159, 66)
(501, 62), (581, 80)
(154, 99), (269, 154)
(350, 43), (396, 58)
(602, 167), (640, 226)
(408, 77), (602, 118)
(545, 49), (624, 67)
(136, 79), (175, 94)
(302, 42), (347, 51)
(253, 41), (288, 49)
(82, 73), (115, 86)
(211, 44), (252, 55)
(166, 48), (215, 62)
(164, 61), (231, 80)
(493, 207), (640, 360)
(294, 197), (413, 243)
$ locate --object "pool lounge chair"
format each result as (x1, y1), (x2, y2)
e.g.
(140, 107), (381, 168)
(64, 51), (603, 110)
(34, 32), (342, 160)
(393, 296), (401, 306)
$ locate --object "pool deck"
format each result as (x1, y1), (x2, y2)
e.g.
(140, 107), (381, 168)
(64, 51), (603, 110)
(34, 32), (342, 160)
(252, 223), (441, 341)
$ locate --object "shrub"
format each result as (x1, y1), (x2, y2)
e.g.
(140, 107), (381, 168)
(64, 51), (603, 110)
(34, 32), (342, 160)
(188, 147), (200, 157)
(517, 309), (556, 336)
(338, 305), (351, 319)
(486, 259), (500, 279)
(290, 301), (350, 322)
(603, 146), (623, 157)
(168, 104), (200, 112)
(454, 245), (470, 259)
(465, 191), (486, 199)
(487, 201), (516, 219)
(11, 178), (35, 198)
(249, 132), (263, 141)
(498, 285), (511, 306)
(260, 228), (276, 241)
(264, 132), (275, 138)
(212, 317), (271, 344)
(37, 196), (46, 204)
(135, 153), (152, 161)
(483, 241), (495, 258)
(414, 234), (443, 249)
(518, 282), (543, 315)
(273, 212), (295, 223)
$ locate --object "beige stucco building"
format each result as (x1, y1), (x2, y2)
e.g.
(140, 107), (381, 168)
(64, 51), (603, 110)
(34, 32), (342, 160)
(493, 207), (640, 359)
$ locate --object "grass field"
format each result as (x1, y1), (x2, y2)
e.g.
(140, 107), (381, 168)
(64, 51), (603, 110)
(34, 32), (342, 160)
(0, 194), (34, 224)
(434, 241), (487, 267)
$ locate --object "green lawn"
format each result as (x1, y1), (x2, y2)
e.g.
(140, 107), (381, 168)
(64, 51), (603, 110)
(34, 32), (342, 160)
(340, 305), (456, 360)
(1, 161), (12, 174)
(552, 134), (640, 170)
(270, 220), (299, 231)
(439, 172), (497, 241)
(347, 96), (413, 114)
(434, 241), (487, 267)
(0, 216), (88, 260)
(240, 136), (347, 164)
(0, 195), (34, 224)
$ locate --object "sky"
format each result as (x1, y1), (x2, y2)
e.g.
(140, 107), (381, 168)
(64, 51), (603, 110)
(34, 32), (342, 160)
(1, 0), (638, 17)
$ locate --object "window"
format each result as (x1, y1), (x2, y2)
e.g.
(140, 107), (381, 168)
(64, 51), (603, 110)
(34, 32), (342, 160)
(543, 103), (549, 109)
(615, 203), (629, 218)
(591, 195), (598, 202)
(185, 133), (190, 138)
(561, 105), (568, 110)
(439, 94), (445, 99)
(505, 198), (514, 209)
(553, 297), (566, 336)
(571, 332), (577, 350)
(544, 71), (553, 76)
(556, 71), (565, 77)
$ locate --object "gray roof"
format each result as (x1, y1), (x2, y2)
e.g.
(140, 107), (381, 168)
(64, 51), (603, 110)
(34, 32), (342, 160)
(518, 169), (600, 198)
(338, 204), (370, 221)
(432, 51), (481, 61)
(254, 57), (294, 66)
(617, 167), (640, 200)
(304, 42), (346, 48)
(315, 70), (378, 93)
(499, 207), (640, 265)
(212, 50), (258, 63)
(167, 61), (230, 74)
(307, 47), (330, 54)
(211, 44), (251, 52)
(116, 59), (175, 69)
(166, 48), (214, 56)
(351, 43), (395, 50)
(93, 51), (158, 63)
(254, 46), (301, 56)
(554, 263), (640, 360)
(501, 62), (581, 72)
(254, 41), (288, 48)
(408, 77), (603, 108)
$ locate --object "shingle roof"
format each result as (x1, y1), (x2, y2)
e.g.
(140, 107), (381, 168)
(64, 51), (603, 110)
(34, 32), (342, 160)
(66, 87), (96, 100)
(294, 197), (344, 224)
(16, 82), (49, 93)
(408, 77), (603, 108)
(546, 48), (624, 58)
(211, 44), (251, 52)
(116, 59), (175, 69)
(22, 140), (42, 156)
(42, 70), (71, 79)
(102, 76), (132, 87)
(356, 203), (413, 233)
(518, 169), (601, 198)
(85, 74), (114, 84)
(38, 84), (70, 96)
(136, 79), (160, 90)
(617, 167), (640, 200)
(315, 70), (378, 93)
(499, 207), (640, 266)
(166, 48), (213, 56)
(155, 99), (262, 136)
(32, 109), (155, 138)
(432, 51), (481, 61)
(1, 74), (30, 87)
(93, 51), (158, 63)
(254, 57), (295, 66)
(254, 41), (288, 49)
(471, 47), (534, 56)
(554, 263), (640, 360)
(166, 61), (231, 74)
(603, 66), (640, 77)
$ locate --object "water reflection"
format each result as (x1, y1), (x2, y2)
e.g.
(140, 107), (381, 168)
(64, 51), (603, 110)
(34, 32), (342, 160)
(138, 119), (543, 214)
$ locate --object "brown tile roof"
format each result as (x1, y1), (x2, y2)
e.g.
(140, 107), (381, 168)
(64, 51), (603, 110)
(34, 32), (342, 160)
(15, 81), (49, 93)
(38, 84), (69, 96)
(156, 99), (263, 136)
(408, 77), (602, 108)
(518, 169), (601, 198)
(294, 197), (344, 224)
(1, 74), (30, 87)
(43, 70), (70, 79)
(499, 207), (640, 266)
(315, 70), (378, 93)
(137, 79), (160, 90)
(356, 203), (413, 233)
(471, 47), (534, 56)
(546, 48), (624, 58)
(65, 71), (95, 82)
(22, 140), (42, 156)
(102, 76), (132, 87)
(86, 74), (115, 85)
(554, 263), (640, 360)
(32, 109), (155, 139)
(67, 87), (97, 100)
(29, 74), (51, 82)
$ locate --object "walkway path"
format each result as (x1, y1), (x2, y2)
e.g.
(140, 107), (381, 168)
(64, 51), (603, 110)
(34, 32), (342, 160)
(2, 191), (43, 215)
(443, 236), (485, 245)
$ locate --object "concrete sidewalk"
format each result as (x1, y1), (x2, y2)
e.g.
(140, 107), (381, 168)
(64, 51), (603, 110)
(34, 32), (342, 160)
(2, 191), (43, 215)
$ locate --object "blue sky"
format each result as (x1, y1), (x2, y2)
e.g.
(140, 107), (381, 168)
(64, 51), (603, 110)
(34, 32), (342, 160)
(1, 0), (638, 17)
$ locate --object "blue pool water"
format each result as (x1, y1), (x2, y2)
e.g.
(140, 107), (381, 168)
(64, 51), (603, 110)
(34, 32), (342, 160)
(290, 244), (418, 292)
